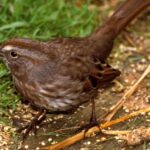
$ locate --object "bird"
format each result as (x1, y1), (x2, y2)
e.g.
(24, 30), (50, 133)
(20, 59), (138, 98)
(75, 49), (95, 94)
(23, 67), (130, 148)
(0, 0), (149, 138)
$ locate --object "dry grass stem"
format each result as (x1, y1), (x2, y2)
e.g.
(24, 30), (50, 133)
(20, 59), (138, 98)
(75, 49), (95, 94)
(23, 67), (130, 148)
(104, 64), (150, 122)
(44, 107), (150, 150)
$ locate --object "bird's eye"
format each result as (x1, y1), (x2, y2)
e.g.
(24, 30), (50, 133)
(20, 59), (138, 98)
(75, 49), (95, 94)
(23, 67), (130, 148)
(10, 51), (18, 58)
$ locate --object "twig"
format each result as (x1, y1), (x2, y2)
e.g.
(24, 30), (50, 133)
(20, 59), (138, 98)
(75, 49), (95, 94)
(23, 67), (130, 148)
(122, 30), (138, 48)
(104, 64), (150, 122)
(102, 129), (130, 135)
(43, 107), (150, 150)
(53, 126), (79, 133)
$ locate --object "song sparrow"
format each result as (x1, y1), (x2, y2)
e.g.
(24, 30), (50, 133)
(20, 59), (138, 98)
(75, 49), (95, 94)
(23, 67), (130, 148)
(0, 0), (149, 137)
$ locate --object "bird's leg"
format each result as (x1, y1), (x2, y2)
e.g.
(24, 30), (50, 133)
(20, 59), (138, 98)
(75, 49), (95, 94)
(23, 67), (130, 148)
(77, 99), (100, 134)
(89, 98), (99, 127)
(17, 109), (47, 140)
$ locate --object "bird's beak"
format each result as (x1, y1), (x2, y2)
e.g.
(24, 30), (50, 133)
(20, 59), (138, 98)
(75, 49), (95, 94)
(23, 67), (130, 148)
(0, 45), (4, 57)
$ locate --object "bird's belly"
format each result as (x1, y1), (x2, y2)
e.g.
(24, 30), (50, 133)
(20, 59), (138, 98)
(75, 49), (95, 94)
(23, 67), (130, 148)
(33, 89), (83, 111)
(13, 76), (93, 112)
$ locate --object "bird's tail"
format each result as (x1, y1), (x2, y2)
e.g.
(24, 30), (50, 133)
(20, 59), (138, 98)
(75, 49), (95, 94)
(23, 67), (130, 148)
(89, 0), (150, 61)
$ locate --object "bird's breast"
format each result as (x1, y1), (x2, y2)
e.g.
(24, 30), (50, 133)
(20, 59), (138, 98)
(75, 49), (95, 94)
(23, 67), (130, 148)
(13, 75), (93, 112)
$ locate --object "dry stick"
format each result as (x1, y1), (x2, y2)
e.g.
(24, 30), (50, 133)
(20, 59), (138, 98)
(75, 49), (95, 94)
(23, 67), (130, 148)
(43, 64), (150, 150)
(44, 107), (150, 150)
(104, 64), (150, 122)
(102, 129), (130, 135)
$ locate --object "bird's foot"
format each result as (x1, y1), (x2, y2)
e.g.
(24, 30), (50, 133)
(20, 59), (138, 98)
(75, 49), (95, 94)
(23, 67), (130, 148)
(17, 109), (47, 141)
(75, 117), (101, 137)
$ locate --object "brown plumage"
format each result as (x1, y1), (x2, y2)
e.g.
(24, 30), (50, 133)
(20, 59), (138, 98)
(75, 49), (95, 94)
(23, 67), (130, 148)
(0, 0), (149, 137)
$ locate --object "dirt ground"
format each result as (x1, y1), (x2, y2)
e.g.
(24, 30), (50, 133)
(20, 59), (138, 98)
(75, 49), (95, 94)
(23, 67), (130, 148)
(1, 5), (150, 150)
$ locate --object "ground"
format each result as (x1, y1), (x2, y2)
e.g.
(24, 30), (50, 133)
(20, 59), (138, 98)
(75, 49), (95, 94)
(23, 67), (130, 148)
(0, 0), (150, 150)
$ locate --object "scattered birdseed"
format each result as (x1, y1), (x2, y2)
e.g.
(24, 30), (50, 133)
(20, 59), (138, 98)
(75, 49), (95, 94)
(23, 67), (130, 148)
(24, 145), (29, 149)
(53, 121), (56, 124)
(36, 147), (40, 150)
(48, 138), (53, 142)
(36, 125), (40, 129)
(9, 109), (13, 114)
(79, 105), (85, 109)
(117, 139), (123, 143)
(41, 141), (46, 146)
(3, 126), (11, 132)
(115, 136), (120, 140)
(84, 141), (91, 145)
(141, 112), (146, 115)
(145, 95), (150, 103)
(0, 136), (2, 141)
(81, 148), (89, 150)
(96, 139), (101, 142)
(88, 141), (91, 145)
(51, 141), (58, 145)
(100, 137), (106, 141)
(124, 109), (129, 113)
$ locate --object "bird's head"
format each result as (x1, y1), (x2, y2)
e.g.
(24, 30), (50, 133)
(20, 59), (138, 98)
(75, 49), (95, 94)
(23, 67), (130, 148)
(0, 38), (56, 77)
